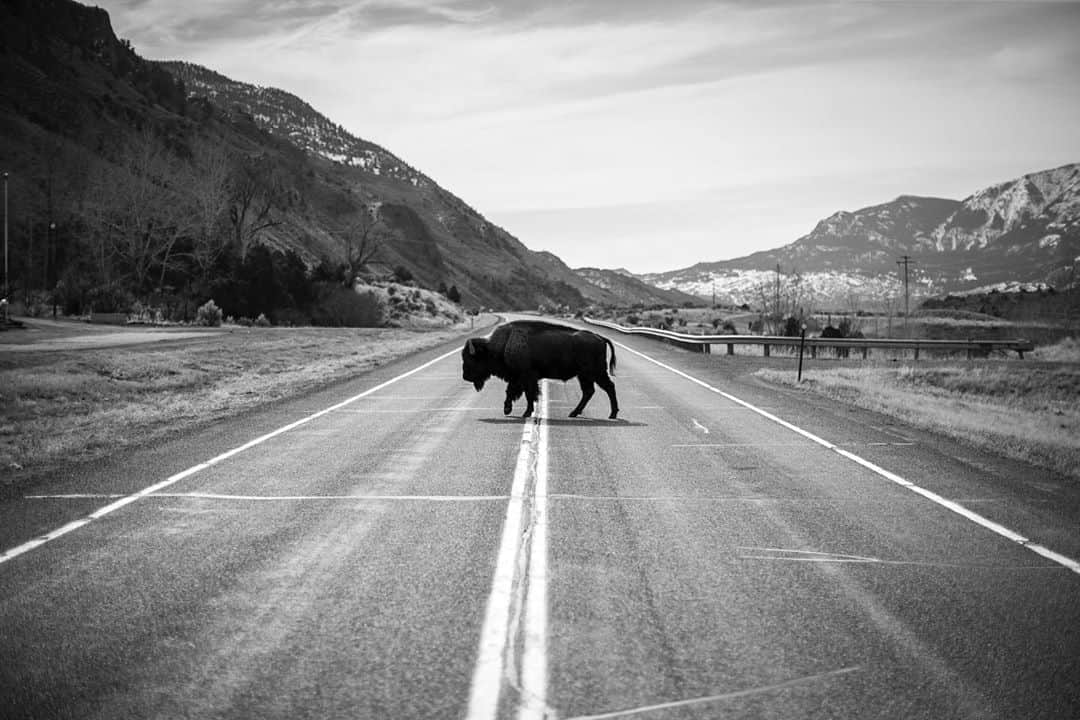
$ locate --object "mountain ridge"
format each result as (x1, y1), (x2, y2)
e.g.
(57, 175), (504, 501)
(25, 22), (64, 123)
(0, 0), (655, 315)
(642, 163), (1080, 305)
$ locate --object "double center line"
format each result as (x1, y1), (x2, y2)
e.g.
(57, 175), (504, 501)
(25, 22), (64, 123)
(467, 384), (551, 720)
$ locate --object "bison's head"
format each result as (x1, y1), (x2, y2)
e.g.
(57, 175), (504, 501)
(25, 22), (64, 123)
(461, 337), (492, 391)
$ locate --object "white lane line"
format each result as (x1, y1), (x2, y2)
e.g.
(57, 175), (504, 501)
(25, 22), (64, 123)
(22, 493), (511, 502)
(159, 493), (509, 502)
(466, 410), (538, 719)
(669, 442), (915, 446)
(736, 547), (1063, 570)
(0, 348), (462, 566)
(331, 407), (490, 414)
(613, 340), (1080, 576)
(519, 390), (550, 720)
(467, 386), (550, 720)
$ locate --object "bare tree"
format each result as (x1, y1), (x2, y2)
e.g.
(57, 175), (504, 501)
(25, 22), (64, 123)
(754, 265), (811, 334)
(184, 139), (233, 280)
(228, 154), (282, 261)
(82, 129), (193, 293)
(337, 203), (387, 285)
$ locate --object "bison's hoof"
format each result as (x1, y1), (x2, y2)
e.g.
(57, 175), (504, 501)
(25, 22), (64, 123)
(568, 410), (581, 418)
(522, 410), (533, 418)
(608, 412), (619, 420)
(503, 405), (512, 416)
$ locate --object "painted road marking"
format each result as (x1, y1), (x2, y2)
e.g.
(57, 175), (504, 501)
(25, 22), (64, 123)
(520, 391), (550, 720)
(0, 348), (463, 566)
(467, 386), (550, 720)
(26, 493), (510, 502)
(672, 442), (915, 448)
(736, 546), (1061, 569)
(563, 666), (860, 720)
(613, 340), (1080, 576)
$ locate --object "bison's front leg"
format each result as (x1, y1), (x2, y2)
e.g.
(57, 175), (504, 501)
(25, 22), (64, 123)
(503, 381), (524, 415)
(503, 384), (515, 415)
(522, 379), (540, 418)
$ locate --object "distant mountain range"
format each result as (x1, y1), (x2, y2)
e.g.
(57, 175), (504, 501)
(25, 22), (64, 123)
(642, 164), (1080, 305)
(2, 0), (1076, 314)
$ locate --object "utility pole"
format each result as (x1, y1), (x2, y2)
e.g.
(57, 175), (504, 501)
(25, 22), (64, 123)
(896, 255), (914, 336)
(2, 172), (8, 306)
(774, 262), (781, 333)
(2, 171), (8, 320)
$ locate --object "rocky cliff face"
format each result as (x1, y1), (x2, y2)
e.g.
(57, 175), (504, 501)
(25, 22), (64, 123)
(0, 0), (623, 311)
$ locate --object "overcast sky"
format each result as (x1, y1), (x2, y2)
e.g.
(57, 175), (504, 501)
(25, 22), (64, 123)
(99, 0), (1080, 273)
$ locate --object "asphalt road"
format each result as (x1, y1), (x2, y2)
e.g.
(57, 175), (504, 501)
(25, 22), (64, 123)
(1, 324), (1078, 719)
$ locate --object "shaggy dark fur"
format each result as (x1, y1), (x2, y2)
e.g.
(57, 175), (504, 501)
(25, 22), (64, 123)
(462, 320), (618, 419)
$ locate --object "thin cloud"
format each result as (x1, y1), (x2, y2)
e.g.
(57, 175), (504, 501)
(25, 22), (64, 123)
(97, 0), (1080, 271)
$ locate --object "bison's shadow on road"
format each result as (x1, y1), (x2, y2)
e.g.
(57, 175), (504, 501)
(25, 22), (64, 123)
(477, 417), (647, 428)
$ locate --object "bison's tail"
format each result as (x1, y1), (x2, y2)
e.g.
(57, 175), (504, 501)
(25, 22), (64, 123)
(606, 338), (617, 376)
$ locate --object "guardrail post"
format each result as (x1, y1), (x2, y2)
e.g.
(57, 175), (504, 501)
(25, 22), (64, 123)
(763, 344), (770, 358)
(914, 343), (920, 361)
(726, 343), (734, 355)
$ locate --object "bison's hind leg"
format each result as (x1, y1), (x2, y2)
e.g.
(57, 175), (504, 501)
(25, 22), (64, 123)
(569, 377), (595, 417)
(597, 373), (619, 419)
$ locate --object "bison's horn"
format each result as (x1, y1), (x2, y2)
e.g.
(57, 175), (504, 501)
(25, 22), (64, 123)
(467, 339), (476, 355)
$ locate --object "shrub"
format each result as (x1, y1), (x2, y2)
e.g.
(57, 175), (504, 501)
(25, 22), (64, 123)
(196, 300), (223, 327)
(310, 284), (385, 327)
(86, 284), (135, 314)
(127, 301), (163, 325)
(254, 313), (271, 327)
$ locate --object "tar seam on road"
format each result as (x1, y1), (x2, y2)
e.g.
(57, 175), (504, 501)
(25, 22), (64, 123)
(0, 347), (463, 566)
(466, 385), (551, 720)
(613, 340), (1080, 576)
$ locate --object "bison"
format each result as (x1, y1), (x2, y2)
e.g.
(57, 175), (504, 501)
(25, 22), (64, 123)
(462, 320), (619, 419)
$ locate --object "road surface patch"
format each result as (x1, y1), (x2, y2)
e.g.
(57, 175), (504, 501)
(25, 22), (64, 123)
(0, 348), (461, 566)
(613, 340), (1080, 576)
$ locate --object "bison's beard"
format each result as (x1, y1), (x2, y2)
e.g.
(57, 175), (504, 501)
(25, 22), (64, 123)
(473, 379), (486, 391)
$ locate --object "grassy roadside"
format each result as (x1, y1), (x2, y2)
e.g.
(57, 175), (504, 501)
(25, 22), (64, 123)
(0, 320), (490, 488)
(754, 339), (1080, 481)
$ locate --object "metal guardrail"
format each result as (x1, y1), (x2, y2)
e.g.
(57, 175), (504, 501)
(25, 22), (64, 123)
(583, 317), (1035, 359)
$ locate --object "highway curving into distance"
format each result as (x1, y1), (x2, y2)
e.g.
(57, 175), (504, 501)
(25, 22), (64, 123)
(1, 321), (1078, 719)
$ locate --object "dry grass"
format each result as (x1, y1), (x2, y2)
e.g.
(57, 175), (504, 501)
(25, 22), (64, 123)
(0, 322), (485, 486)
(755, 338), (1080, 480)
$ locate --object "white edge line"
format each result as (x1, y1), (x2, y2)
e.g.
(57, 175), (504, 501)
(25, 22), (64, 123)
(0, 348), (462, 566)
(612, 339), (1080, 576)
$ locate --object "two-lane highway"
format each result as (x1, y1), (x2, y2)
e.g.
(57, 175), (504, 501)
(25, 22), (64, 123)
(2, 327), (1077, 719)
